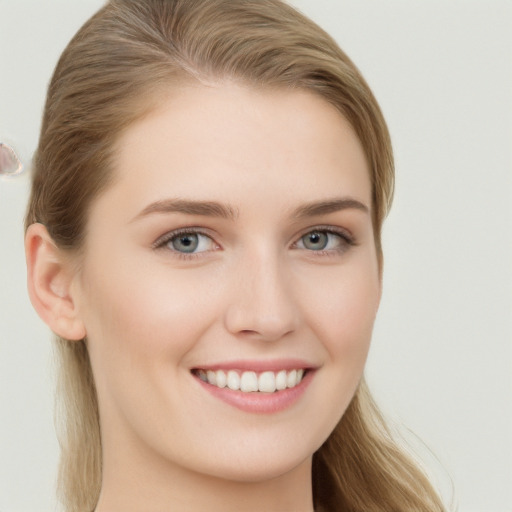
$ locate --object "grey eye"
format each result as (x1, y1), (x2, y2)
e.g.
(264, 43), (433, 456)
(170, 233), (200, 253)
(301, 231), (329, 250)
(0, 143), (23, 177)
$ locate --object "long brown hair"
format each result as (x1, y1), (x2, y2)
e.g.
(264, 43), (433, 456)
(26, 1), (444, 510)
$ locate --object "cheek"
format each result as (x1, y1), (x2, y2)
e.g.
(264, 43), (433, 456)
(78, 256), (220, 389)
(301, 261), (380, 363)
(289, 260), (380, 445)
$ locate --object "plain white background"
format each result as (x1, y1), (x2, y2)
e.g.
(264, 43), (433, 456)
(1, 1), (511, 511)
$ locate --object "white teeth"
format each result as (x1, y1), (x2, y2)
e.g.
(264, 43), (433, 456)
(287, 369), (297, 388)
(215, 370), (227, 388)
(227, 370), (240, 391)
(197, 368), (306, 393)
(258, 371), (276, 393)
(275, 370), (287, 390)
(240, 371), (258, 392)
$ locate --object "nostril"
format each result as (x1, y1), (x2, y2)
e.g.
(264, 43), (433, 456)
(223, 278), (298, 341)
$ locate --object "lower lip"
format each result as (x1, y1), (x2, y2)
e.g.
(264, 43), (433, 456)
(194, 371), (314, 414)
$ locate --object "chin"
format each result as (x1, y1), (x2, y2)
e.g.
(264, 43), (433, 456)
(199, 454), (312, 484)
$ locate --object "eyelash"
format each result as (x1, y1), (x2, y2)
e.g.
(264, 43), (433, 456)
(152, 227), (217, 261)
(153, 226), (356, 260)
(293, 226), (356, 257)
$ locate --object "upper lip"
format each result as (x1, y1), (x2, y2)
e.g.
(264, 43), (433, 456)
(191, 359), (318, 373)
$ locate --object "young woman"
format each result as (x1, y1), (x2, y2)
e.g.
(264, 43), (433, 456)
(25, 0), (446, 510)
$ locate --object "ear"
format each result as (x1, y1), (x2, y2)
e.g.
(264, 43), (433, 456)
(25, 223), (86, 340)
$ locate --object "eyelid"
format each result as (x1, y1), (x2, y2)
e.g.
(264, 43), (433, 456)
(292, 225), (356, 253)
(152, 227), (219, 252)
(294, 225), (355, 244)
(151, 224), (356, 258)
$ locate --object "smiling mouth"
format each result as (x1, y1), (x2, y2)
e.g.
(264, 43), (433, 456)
(192, 368), (307, 393)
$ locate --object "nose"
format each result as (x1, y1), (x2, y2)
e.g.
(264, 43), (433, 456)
(223, 249), (299, 342)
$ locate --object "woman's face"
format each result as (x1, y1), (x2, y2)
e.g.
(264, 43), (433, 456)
(74, 84), (380, 485)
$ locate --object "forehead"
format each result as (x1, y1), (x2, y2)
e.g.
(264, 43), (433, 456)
(102, 83), (371, 219)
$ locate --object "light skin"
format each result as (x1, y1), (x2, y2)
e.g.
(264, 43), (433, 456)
(26, 83), (381, 512)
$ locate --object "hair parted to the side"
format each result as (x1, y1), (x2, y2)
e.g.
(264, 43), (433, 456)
(26, 1), (445, 511)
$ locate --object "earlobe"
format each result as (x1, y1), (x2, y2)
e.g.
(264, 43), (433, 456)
(25, 223), (86, 341)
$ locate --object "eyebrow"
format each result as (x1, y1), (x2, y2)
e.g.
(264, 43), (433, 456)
(132, 199), (238, 221)
(132, 196), (369, 222)
(291, 198), (369, 218)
